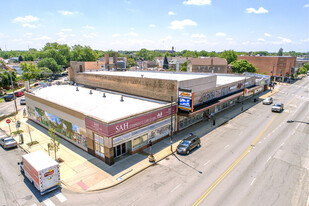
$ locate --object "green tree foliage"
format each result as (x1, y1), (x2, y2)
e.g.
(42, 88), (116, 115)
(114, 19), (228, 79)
(37, 58), (62, 73)
(127, 58), (136, 68)
(198, 50), (208, 57)
(220, 50), (238, 64)
(48, 128), (61, 160)
(180, 61), (187, 71)
(208, 51), (218, 57)
(163, 55), (169, 70)
(70, 45), (98, 61)
(0, 71), (18, 88)
(298, 62), (309, 74)
(253, 51), (269, 56)
(231, 60), (256, 73)
(38, 67), (53, 79)
(21, 62), (39, 83)
(278, 48), (283, 56)
(42, 43), (71, 67)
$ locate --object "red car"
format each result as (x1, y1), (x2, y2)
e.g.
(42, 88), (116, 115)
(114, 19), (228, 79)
(14, 91), (24, 97)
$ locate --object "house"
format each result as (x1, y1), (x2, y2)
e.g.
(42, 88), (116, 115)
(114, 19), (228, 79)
(187, 57), (228, 73)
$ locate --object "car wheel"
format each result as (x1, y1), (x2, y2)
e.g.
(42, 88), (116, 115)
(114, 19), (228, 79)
(186, 150), (189, 155)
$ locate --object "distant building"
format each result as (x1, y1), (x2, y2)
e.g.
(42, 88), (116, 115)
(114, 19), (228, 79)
(238, 56), (296, 77)
(187, 57), (228, 73)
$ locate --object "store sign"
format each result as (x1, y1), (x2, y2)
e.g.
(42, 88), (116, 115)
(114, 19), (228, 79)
(85, 105), (177, 137)
(178, 88), (194, 112)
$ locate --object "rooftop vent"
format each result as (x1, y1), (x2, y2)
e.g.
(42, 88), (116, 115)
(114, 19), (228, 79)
(103, 92), (106, 98)
(76, 87), (79, 91)
(141, 74), (144, 78)
(90, 90), (92, 95)
(120, 95), (124, 102)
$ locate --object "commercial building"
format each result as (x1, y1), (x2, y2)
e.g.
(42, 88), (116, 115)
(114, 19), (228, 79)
(238, 56), (296, 79)
(187, 57), (228, 73)
(25, 65), (269, 165)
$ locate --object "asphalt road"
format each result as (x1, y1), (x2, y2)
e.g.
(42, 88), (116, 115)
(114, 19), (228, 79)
(0, 96), (25, 117)
(0, 77), (308, 206)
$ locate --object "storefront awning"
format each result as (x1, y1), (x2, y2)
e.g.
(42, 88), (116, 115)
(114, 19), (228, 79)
(178, 85), (262, 117)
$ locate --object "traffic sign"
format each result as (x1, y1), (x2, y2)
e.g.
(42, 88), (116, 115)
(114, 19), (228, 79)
(6, 119), (11, 124)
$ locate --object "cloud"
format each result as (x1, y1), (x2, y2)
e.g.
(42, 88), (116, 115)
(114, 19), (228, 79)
(149, 24), (156, 28)
(191, 33), (206, 38)
(23, 23), (37, 28)
(278, 36), (291, 43)
(159, 36), (173, 43)
(169, 19), (197, 29)
(112, 33), (121, 37)
(82, 25), (95, 30)
(264, 33), (271, 37)
(35, 36), (51, 40)
(216, 32), (227, 36)
(301, 38), (309, 42)
(304, 4), (309, 8)
(125, 32), (138, 37)
(257, 38), (265, 41)
(183, 0), (211, 5)
(58, 10), (80, 15)
(25, 33), (33, 37)
(226, 37), (233, 41)
(61, 28), (72, 32)
(168, 11), (175, 15)
(13, 15), (39, 23)
(246, 7), (268, 14)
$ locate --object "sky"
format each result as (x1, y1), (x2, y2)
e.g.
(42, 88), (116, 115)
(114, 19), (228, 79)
(0, 0), (309, 52)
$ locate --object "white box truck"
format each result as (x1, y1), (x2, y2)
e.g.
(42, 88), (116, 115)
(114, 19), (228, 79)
(18, 150), (61, 195)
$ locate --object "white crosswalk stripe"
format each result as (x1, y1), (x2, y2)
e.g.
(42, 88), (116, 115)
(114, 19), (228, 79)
(56, 192), (67, 203)
(43, 199), (55, 206)
(31, 204), (38, 206)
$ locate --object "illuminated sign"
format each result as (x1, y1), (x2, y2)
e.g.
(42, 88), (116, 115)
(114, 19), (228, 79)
(178, 88), (194, 112)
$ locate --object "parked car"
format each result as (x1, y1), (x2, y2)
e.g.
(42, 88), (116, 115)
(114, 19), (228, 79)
(263, 97), (273, 105)
(34, 83), (40, 87)
(271, 103), (284, 113)
(0, 136), (17, 149)
(48, 78), (53, 82)
(20, 97), (26, 105)
(177, 133), (201, 155)
(4, 94), (14, 102)
(14, 90), (24, 97)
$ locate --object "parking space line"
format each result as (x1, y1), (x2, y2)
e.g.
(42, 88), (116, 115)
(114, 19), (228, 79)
(204, 160), (211, 166)
(31, 204), (37, 206)
(267, 156), (271, 162)
(250, 178), (256, 186)
(224, 145), (230, 150)
(170, 184), (181, 193)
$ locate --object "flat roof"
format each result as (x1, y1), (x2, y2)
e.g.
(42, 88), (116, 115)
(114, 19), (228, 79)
(216, 75), (245, 86)
(83, 71), (215, 81)
(32, 85), (168, 123)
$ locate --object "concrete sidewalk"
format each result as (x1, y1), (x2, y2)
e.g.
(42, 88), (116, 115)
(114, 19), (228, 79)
(0, 89), (278, 193)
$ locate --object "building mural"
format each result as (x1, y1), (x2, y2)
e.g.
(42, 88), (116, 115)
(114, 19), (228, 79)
(28, 106), (87, 148)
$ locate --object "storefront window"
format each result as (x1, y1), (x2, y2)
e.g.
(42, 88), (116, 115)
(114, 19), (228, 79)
(179, 113), (203, 130)
(132, 134), (148, 151)
(94, 133), (104, 158)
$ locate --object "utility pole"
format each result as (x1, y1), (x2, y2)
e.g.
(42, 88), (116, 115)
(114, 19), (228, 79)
(270, 64), (275, 91)
(241, 77), (246, 111)
(170, 96), (173, 152)
(8, 72), (18, 115)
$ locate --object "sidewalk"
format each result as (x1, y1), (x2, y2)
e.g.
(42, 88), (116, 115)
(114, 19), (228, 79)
(0, 89), (278, 193)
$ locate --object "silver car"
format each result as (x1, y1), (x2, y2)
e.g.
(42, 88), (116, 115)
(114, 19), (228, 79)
(271, 103), (284, 113)
(263, 97), (273, 105)
(0, 136), (18, 149)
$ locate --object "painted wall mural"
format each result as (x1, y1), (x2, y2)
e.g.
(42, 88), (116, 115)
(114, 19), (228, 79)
(29, 106), (87, 148)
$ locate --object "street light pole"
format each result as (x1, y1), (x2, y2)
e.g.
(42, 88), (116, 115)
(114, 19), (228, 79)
(241, 77), (246, 111)
(170, 96), (173, 152)
(271, 64), (275, 91)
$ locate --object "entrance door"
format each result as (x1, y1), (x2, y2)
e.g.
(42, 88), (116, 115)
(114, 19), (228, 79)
(114, 143), (127, 158)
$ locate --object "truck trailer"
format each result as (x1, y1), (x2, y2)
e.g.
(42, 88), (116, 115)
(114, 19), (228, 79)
(18, 150), (61, 195)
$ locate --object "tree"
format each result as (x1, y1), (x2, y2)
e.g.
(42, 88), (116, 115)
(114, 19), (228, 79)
(37, 58), (62, 73)
(38, 67), (53, 79)
(278, 48), (283, 56)
(21, 62), (39, 84)
(231, 60), (256, 73)
(70, 45), (98, 61)
(220, 50), (238, 64)
(0, 71), (18, 88)
(48, 128), (61, 160)
(163, 55), (169, 70)
(18, 56), (23, 62)
(180, 61), (187, 71)
(127, 58), (136, 68)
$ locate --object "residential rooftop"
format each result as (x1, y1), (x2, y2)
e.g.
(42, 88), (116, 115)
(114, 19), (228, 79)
(32, 85), (168, 123)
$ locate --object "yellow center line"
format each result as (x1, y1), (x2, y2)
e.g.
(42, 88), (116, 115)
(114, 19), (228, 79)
(193, 96), (296, 206)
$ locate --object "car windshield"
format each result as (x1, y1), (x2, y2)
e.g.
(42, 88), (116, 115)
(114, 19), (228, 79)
(273, 104), (281, 107)
(180, 140), (190, 146)
(4, 138), (14, 143)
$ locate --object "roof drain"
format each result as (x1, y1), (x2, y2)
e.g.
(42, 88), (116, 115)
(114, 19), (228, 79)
(90, 90), (92, 95)
(76, 87), (79, 91)
(103, 92), (106, 98)
(120, 95), (124, 102)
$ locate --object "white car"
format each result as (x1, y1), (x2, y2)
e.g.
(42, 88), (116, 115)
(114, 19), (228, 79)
(263, 97), (273, 105)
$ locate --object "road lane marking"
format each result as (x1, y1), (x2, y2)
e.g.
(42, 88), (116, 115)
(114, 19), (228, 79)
(56, 192), (67, 202)
(250, 178), (256, 186)
(204, 160), (211, 166)
(43, 199), (55, 206)
(224, 145), (230, 150)
(267, 156), (271, 162)
(170, 184), (181, 193)
(192, 96), (296, 206)
(31, 204), (37, 206)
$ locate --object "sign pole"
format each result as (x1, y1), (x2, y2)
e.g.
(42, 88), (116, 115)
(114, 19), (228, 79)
(170, 96), (173, 152)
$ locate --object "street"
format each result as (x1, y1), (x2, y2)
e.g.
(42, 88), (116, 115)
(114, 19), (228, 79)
(0, 77), (308, 206)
